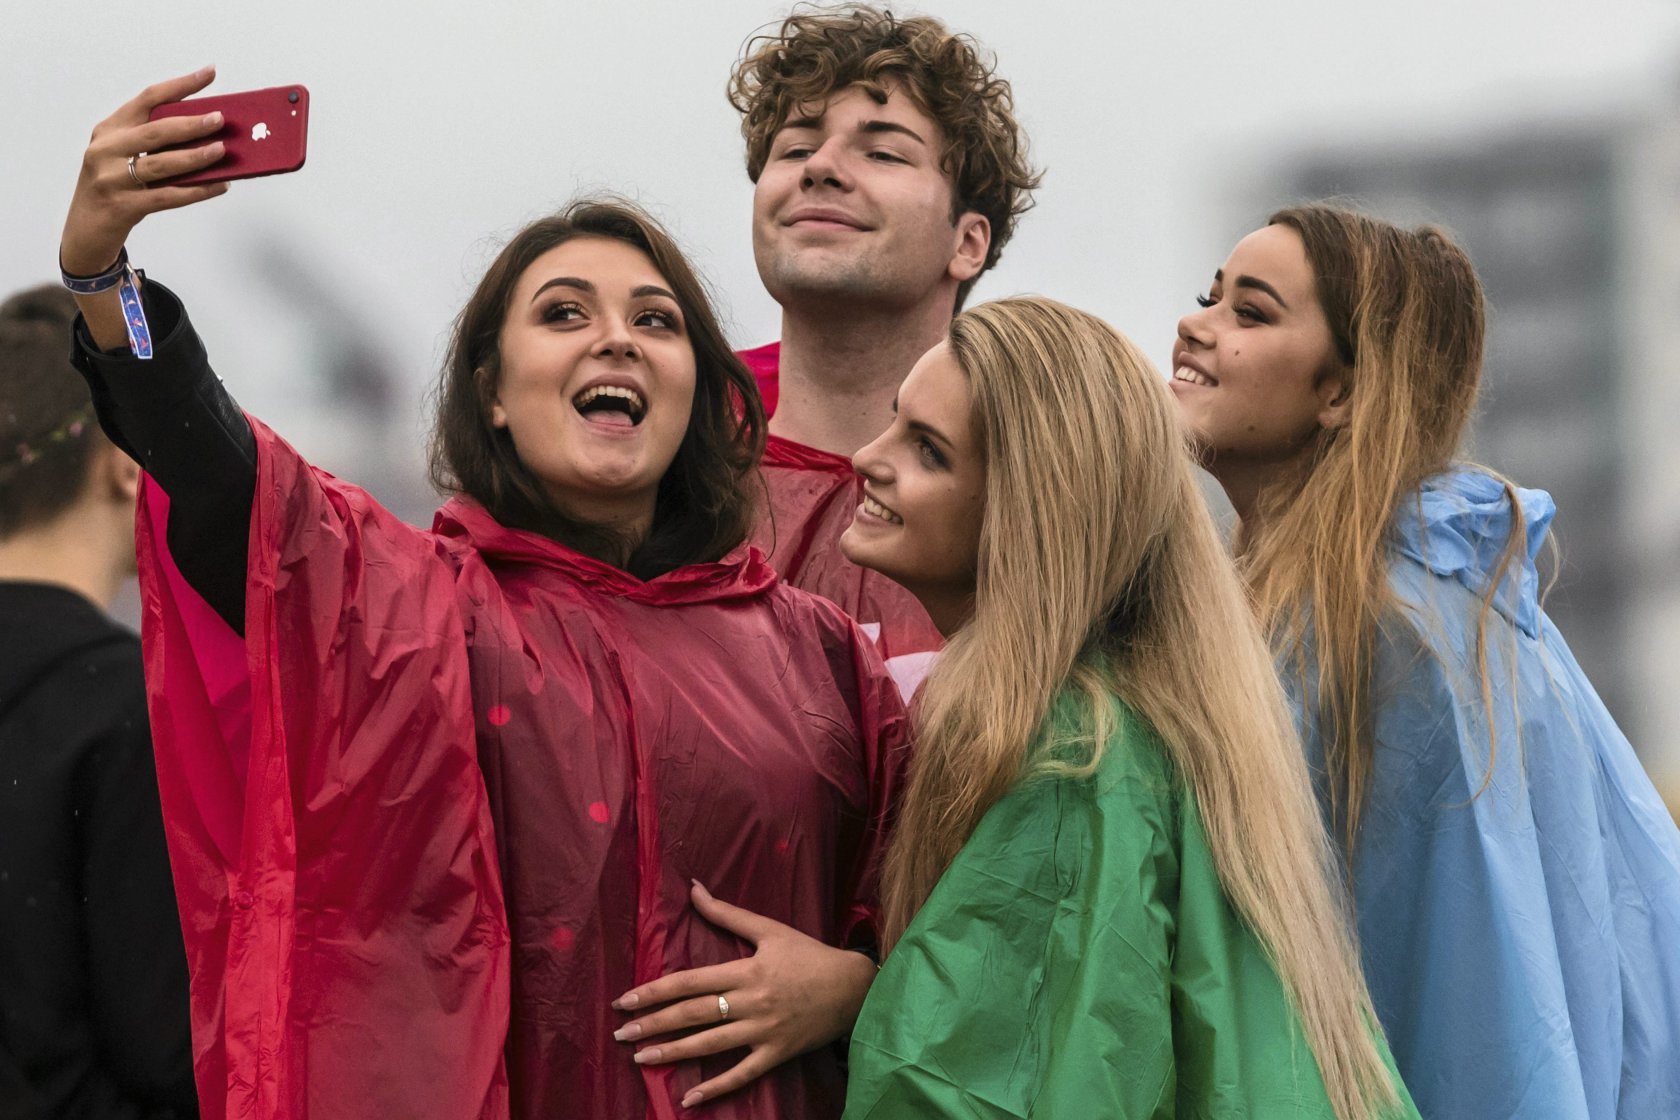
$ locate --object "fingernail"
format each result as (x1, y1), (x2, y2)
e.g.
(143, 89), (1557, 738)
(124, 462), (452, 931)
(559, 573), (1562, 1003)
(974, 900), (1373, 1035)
(615, 993), (639, 1010)
(204, 112), (223, 127)
(633, 1046), (660, 1064)
(196, 65), (215, 79)
(612, 1023), (641, 1041)
(682, 1091), (704, 1108)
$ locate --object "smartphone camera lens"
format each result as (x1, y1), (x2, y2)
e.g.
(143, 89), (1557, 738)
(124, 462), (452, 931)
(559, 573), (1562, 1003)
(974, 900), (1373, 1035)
(288, 91), (299, 104)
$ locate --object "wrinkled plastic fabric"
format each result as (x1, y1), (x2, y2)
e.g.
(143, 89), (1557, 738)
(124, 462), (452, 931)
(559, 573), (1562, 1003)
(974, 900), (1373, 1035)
(1299, 469), (1680, 1120)
(739, 343), (943, 697)
(135, 418), (908, 1120)
(843, 692), (1419, 1119)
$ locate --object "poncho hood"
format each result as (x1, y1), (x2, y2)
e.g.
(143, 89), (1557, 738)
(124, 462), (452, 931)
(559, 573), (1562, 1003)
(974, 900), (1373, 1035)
(1390, 468), (1555, 638)
(434, 496), (778, 604)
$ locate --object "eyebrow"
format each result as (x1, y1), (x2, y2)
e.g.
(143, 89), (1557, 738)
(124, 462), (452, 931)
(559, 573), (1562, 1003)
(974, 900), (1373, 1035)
(529, 277), (679, 304)
(890, 398), (957, 445)
(860, 120), (927, 145)
(1214, 268), (1290, 309)
(531, 276), (591, 303)
(907, 418), (954, 450)
(778, 116), (928, 147)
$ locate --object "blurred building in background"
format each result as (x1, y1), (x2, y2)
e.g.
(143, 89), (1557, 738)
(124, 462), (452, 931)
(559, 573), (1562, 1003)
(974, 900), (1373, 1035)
(240, 231), (440, 526)
(1240, 74), (1680, 798)
(105, 230), (438, 629)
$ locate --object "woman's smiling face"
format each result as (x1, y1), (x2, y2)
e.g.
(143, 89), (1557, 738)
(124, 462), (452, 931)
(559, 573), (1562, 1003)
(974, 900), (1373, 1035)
(490, 235), (697, 534)
(842, 341), (986, 636)
(1170, 223), (1349, 486)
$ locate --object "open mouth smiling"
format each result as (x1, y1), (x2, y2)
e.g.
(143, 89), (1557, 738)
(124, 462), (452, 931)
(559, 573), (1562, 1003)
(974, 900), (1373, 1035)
(573, 384), (647, 427)
(862, 492), (902, 525)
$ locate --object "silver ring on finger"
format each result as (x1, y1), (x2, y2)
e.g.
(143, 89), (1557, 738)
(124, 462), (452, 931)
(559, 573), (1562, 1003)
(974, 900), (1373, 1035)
(127, 154), (147, 189)
(717, 994), (731, 1021)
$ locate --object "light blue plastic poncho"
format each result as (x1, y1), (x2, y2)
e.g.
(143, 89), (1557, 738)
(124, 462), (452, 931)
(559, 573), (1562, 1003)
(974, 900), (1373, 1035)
(1296, 469), (1680, 1120)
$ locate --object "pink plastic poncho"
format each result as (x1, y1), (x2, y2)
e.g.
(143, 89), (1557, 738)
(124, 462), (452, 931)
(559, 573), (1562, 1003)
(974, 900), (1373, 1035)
(137, 418), (908, 1120)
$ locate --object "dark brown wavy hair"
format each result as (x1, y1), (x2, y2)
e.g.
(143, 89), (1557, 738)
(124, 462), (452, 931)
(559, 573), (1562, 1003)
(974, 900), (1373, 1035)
(729, 3), (1041, 308)
(429, 199), (766, 579)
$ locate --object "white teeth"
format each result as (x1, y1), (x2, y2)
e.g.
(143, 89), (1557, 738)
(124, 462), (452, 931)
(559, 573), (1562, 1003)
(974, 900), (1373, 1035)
(863, 495), (902, 524)
(574, 385), (646, 413)
(1174, 365), (1215, 388)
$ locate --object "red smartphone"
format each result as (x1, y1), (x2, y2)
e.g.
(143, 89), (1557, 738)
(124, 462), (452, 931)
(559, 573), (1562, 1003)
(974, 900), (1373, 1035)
(147, 84), (309, 185)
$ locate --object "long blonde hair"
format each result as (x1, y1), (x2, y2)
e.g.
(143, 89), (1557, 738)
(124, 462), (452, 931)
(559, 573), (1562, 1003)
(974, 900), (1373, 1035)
(879, 297), (1397, 1120)
(1236, 205), (1524, 850)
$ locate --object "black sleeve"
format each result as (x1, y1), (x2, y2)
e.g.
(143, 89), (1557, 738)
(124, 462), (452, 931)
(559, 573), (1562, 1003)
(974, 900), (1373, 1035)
(68, 281), (254, 633)
(76, 657), (199, 1117)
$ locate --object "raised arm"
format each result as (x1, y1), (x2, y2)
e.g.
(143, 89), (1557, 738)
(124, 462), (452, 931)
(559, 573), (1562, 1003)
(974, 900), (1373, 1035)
(61, 68), (256, 630)
(53, 75), (516, 1118)
(60, 68), (229, 346)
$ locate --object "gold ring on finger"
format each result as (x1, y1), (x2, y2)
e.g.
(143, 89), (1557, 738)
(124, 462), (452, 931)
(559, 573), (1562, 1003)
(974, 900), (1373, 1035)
(127, 154), (147, 189)
(717, 994), (730, 1021)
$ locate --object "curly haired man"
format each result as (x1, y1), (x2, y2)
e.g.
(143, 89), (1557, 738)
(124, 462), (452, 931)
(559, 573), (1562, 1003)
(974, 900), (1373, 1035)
(624, 16), (1040, 1107)
(732, 5), (1040, 693)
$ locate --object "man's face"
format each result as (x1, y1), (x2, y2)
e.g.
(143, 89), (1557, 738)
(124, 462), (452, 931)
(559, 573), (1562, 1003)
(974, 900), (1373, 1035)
(752, 82), (988, 314)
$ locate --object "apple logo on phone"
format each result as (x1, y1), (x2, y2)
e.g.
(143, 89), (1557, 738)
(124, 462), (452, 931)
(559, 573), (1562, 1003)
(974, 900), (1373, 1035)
(251, 122), (271, 142)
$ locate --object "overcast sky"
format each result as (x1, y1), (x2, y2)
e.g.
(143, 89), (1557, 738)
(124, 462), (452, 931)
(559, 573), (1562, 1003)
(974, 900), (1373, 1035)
(5, 0), (1678, 470)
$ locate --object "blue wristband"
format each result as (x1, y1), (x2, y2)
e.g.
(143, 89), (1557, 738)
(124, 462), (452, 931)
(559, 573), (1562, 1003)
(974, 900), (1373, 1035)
(117, 266), (153, 360)
(60, 247), (153, 360)
(60, 247), (130, 295)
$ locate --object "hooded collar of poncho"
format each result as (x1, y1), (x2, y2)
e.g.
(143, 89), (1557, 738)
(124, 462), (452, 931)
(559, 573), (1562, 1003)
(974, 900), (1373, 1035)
(433, 496), (779, 605)
(1390, 468), (1556, 639)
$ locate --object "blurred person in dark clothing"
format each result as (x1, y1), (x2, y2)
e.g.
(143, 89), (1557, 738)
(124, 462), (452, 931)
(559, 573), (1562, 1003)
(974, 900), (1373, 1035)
(0, 283), (197, 1118)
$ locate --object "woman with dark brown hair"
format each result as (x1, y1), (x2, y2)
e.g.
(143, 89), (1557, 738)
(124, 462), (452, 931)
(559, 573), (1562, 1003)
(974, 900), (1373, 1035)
(59, 69), (904, 1120)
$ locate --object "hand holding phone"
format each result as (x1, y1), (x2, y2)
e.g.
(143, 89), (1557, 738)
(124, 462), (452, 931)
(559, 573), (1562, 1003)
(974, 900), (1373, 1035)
(147, 84), (309, 185)
(60, 68), (306, 351)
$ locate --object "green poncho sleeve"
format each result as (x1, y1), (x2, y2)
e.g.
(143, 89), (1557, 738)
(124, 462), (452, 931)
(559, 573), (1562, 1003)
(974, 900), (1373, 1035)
(843, 697), (1416, 1119)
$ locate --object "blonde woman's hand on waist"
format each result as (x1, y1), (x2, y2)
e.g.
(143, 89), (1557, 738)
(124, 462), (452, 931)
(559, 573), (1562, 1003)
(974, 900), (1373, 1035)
(611, 880), (879, 1110)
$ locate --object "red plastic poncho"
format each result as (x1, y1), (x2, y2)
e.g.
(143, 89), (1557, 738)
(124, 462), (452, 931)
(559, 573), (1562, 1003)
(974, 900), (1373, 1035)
(136, 417), (908, 1120)
(738, 344), (943, 697)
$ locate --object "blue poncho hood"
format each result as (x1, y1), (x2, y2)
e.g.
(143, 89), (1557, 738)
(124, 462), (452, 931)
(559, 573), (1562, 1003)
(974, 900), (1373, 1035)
(1391, 470), (1554, 638)
(1299, 466), (1680, 1120)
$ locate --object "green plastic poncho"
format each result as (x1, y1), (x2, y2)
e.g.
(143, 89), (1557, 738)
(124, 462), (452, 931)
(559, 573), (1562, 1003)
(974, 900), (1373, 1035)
(843, 692), (1417, 1119)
